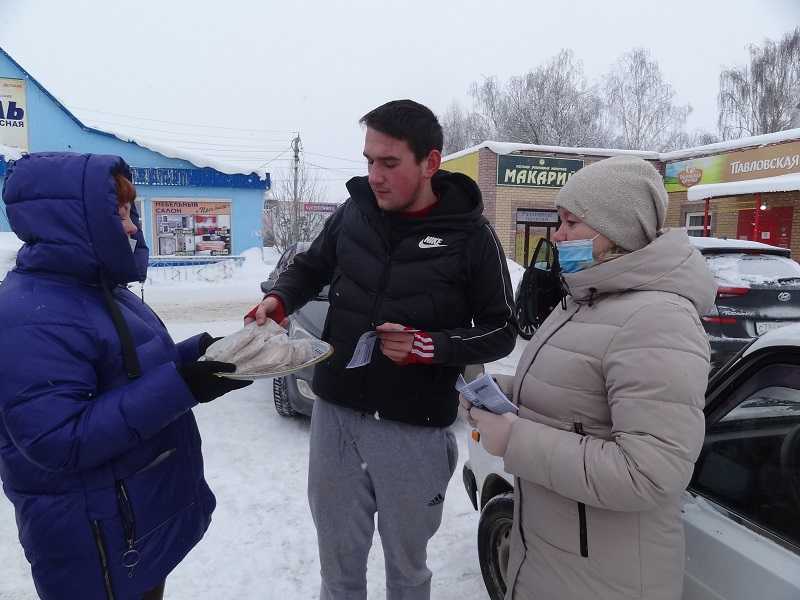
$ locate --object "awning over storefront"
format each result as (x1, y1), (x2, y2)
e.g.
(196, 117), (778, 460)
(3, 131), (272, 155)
(687, 172), (800, 201)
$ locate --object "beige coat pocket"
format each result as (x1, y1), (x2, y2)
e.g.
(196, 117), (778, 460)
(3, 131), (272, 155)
(587, 505), (642, 594)
(523, 481), (583, 555)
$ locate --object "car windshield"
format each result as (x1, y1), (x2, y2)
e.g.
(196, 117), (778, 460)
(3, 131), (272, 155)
(721, 386), (800, 421)
(705, 253), (800, 286)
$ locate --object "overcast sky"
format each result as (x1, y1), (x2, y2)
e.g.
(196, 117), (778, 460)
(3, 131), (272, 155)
(2, 0), (798, 201)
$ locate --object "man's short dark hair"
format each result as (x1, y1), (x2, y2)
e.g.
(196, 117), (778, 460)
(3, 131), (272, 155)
(360, 100), (443, 162)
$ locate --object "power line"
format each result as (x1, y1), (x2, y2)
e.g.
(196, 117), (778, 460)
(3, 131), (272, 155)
(256, 145), (294, 170)
(130, 138), (293, 150)
(169, 148), (295, 154)
(271, 177), (353, 182)
(304, 151), (365, 164)
(70, 105), (297, 134)
(305, 161), (365, 173)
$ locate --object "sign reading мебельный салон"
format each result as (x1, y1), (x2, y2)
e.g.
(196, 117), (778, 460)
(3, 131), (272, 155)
(152, 199), (232, 257)
(497, 154), (584, 188)
(0, 77), (28, 152)
(665, 141), (800, 192)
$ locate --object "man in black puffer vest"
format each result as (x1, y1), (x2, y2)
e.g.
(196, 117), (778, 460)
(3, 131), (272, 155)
(251, 100), (516, 600)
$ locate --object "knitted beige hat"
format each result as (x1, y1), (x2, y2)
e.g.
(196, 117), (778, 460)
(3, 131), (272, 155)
(555, 155), (667, 251)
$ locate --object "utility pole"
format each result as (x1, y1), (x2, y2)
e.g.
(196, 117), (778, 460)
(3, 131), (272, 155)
(291, 134), (301, 243)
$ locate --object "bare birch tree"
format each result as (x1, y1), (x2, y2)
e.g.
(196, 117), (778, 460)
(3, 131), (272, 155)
(441, 102), (487, 155)
(718, 27), (800, 139)
(266, 162), (329, 253)
(502, 50), (609, 147)
(603, 48), (692, 151)
(441, 50), (610, 154)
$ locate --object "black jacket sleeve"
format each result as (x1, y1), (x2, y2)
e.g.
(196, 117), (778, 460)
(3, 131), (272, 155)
(269, 203), (344, 314)
(428, 223), (517, 366)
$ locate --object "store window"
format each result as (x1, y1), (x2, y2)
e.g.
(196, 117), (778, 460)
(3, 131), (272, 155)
(686, 212), (713, 237)
(692, 362), (800, 550)
(152, 199), (232, 256)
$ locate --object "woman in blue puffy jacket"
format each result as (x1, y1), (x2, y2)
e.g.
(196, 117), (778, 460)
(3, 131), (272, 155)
(0, 152), (250, 600)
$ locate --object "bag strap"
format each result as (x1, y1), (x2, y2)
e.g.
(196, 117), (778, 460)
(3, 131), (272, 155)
(101, 281), (142, 379)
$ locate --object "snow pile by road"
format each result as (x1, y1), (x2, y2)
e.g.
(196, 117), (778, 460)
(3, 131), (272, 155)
(143, 247), (281, 286)
(129, 247), (280, 321)
(506, 258), (524, 291)
(0, 231), (23, 280)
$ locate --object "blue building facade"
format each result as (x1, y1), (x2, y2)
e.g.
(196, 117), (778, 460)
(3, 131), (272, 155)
(0, 48), (270, 256)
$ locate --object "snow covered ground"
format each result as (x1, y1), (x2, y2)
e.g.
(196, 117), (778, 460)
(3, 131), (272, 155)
(0, 232), (23, 281)
(0, 246), (526, 600)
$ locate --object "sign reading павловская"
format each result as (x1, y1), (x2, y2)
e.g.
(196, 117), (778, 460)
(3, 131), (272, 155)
(0, 78), (28, 152)
(497, 154), (584, 188)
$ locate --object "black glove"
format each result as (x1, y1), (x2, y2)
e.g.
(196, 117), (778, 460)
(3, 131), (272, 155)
(178, 361), (252, 403)
(197, 333), (223, 356)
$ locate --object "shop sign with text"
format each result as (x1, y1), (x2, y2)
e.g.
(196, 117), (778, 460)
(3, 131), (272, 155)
(497, 154), (584, 188)
(665, 140), (800, 192)
(0, 78), (28, 152)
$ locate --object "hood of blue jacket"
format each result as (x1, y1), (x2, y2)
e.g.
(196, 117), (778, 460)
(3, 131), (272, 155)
(2, 152), (148, 285)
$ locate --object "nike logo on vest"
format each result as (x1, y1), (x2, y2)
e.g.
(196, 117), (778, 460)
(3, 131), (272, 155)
(418, 236), (447, 249)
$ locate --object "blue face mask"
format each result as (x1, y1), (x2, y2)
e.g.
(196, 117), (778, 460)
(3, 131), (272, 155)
(557, 236), (598, 274)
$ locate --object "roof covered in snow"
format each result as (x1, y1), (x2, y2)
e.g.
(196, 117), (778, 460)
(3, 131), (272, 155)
(661, 128), (800, 162)
(443, 141), (660, 162)
(90, 125), (268, 179)
(687, 172), (800, 201)
(443, 129), (800, 165)
(0, 47), (265, 180)
(689, 235), (790, 254)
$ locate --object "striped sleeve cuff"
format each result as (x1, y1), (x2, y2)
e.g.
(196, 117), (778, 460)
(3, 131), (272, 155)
(404, 331), (439, 365)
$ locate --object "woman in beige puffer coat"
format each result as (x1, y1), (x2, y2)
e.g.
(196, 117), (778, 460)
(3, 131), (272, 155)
(468, 156), (717, 600)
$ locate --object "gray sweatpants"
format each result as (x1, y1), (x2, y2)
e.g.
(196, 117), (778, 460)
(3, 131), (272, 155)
(308, 398), (459, 600)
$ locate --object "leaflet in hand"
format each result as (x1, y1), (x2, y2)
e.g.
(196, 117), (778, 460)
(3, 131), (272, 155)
(456, 374), (518, 415)
(345, 326), (422, 369)
(346, 331), (378, 369)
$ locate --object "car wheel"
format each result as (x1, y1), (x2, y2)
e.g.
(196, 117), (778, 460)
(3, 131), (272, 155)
(478, 492), (514, 600)
(273, 377), (298, 417)
(514, 301), (535, 340)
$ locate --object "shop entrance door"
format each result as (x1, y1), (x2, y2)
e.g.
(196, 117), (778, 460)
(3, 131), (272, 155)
(516, 209), (559, 266)
(737, 206), (793, 249)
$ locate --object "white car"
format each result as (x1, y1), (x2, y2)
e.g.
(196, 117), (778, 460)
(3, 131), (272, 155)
(463, 324), (800, 600)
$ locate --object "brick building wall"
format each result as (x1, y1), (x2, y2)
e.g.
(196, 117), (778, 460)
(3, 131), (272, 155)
(666, 191), (688, 228)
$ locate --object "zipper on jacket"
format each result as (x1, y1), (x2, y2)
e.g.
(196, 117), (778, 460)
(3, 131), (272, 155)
(115, 480), (140, 578)
(91, 520), (117, 600)
(369, 254), (393, 327)
(368, 211), (394, 328)
(573, 422), (589, 558)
